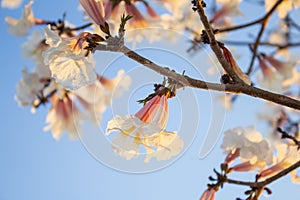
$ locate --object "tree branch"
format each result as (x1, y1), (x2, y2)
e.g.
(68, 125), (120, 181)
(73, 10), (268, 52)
(194, 0), (243, 83)
(226, 159), (300, 188)
(95, 41), (300, 110)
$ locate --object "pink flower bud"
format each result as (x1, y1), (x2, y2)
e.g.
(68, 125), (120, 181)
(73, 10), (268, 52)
(199, 188), (216, 200)
(224, 148), (240, 164)
(135, 95), (169, 130)
(79, 0), (106, 26)
(222, 47), (251, 85)
(231, 161), (254, 172)
(146, 5), (159, 19)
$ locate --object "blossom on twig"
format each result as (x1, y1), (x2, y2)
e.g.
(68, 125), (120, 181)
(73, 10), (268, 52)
(106, 87), (183, 162)
(221, 126), (273, 171)
(43, 26), (97, 90)
(15, 68), (45, 107)
(5, 1), (35, 37)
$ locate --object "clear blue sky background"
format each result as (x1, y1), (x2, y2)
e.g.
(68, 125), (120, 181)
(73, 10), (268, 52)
(1, 0), (300, 200)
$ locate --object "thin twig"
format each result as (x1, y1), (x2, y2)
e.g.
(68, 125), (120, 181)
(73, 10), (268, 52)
(246, 22), (266, 75)
(226, 160), (300, 188)
(217, 0), (284, 33)
(277, 127), (300, 148)
(220, 40), (300, 49)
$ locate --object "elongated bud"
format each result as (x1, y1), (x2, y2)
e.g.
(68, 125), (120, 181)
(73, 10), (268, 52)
(79, 0), (106, 26)
(222, 47), (251, 85)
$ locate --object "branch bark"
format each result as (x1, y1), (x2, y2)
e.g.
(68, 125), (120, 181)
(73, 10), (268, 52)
(95, 42), (300, 110)
(226, 159), (300, 188)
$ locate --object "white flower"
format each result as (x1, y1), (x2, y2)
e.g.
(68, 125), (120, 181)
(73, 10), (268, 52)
(143, 131), (184, 162)
(43, 26), (97, 90)
(221, 126), (273, 170)
(5, 1), (35, 37)
(106, 93), (184, 162)
(15, 68), (44, 107)
(1, 0), (23, 9)
(44, 95), (84, 140)
(21, 30), (44, 61)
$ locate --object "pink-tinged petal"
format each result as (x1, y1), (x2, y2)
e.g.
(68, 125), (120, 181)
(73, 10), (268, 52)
(135, 95), (161, 122)
(257, 58), (283, 93)
(104, 1), (113, 19)
(199, 188), (216, 200)
(258, 163), (285, 179)
(263, 55), (294, 79)
(79, 0), (105, 26)
(56, 99), (69, 121)
(210, 6), (228, 23)
(224, 148), (240, 164)
(222, 47), (251, 85)
(146, 5), (159, 19)
(125, 4), (146, 27)
(231, 161), (255, 172)
(258, 59), (271, 77)
(134, 95), (168, 130)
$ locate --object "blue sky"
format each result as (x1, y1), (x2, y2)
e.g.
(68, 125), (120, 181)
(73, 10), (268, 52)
(1, 0), (300, 200)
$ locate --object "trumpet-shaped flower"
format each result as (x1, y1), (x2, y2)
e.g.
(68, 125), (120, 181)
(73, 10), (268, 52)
(258, 143), (300, 183)
(257, 58), (283, 93)
(15, 68), (45, 107)
(263, 55), (296, 79)
(43, 26), (97, 90)
(210, 0), (242, 28)
(221, 126), (273, 171)
(106, 93), (183, 162)
(5, 1), (35, 37)
(1, 0), (23, 9)
(199, 187), (216, 200)
(44, 95), (83, 140)
(79, 0), (106, 26)
(262, 54), (300, 87)
(222, 47), (251, 85)
(103, 0), (159, 29)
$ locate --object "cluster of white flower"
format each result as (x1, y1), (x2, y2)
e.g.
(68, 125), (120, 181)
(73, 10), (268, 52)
(221, 125), (300, 184)
(4, 0), (186, 162)
(6, 1), (132, 141)
(106, 90), (184, 162)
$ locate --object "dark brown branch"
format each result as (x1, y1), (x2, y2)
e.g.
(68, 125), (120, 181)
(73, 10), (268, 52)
(226, 160), (300, 188)
(95, 41), (300, 110)
(277, 128), (300, 148)
(194, 0), (243, 83)
(246, 22), (266, 75)
(221, 40), (300, 49)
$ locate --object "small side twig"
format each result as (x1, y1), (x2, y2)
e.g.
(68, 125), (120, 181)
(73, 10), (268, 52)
(277, 127), (300, 149)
